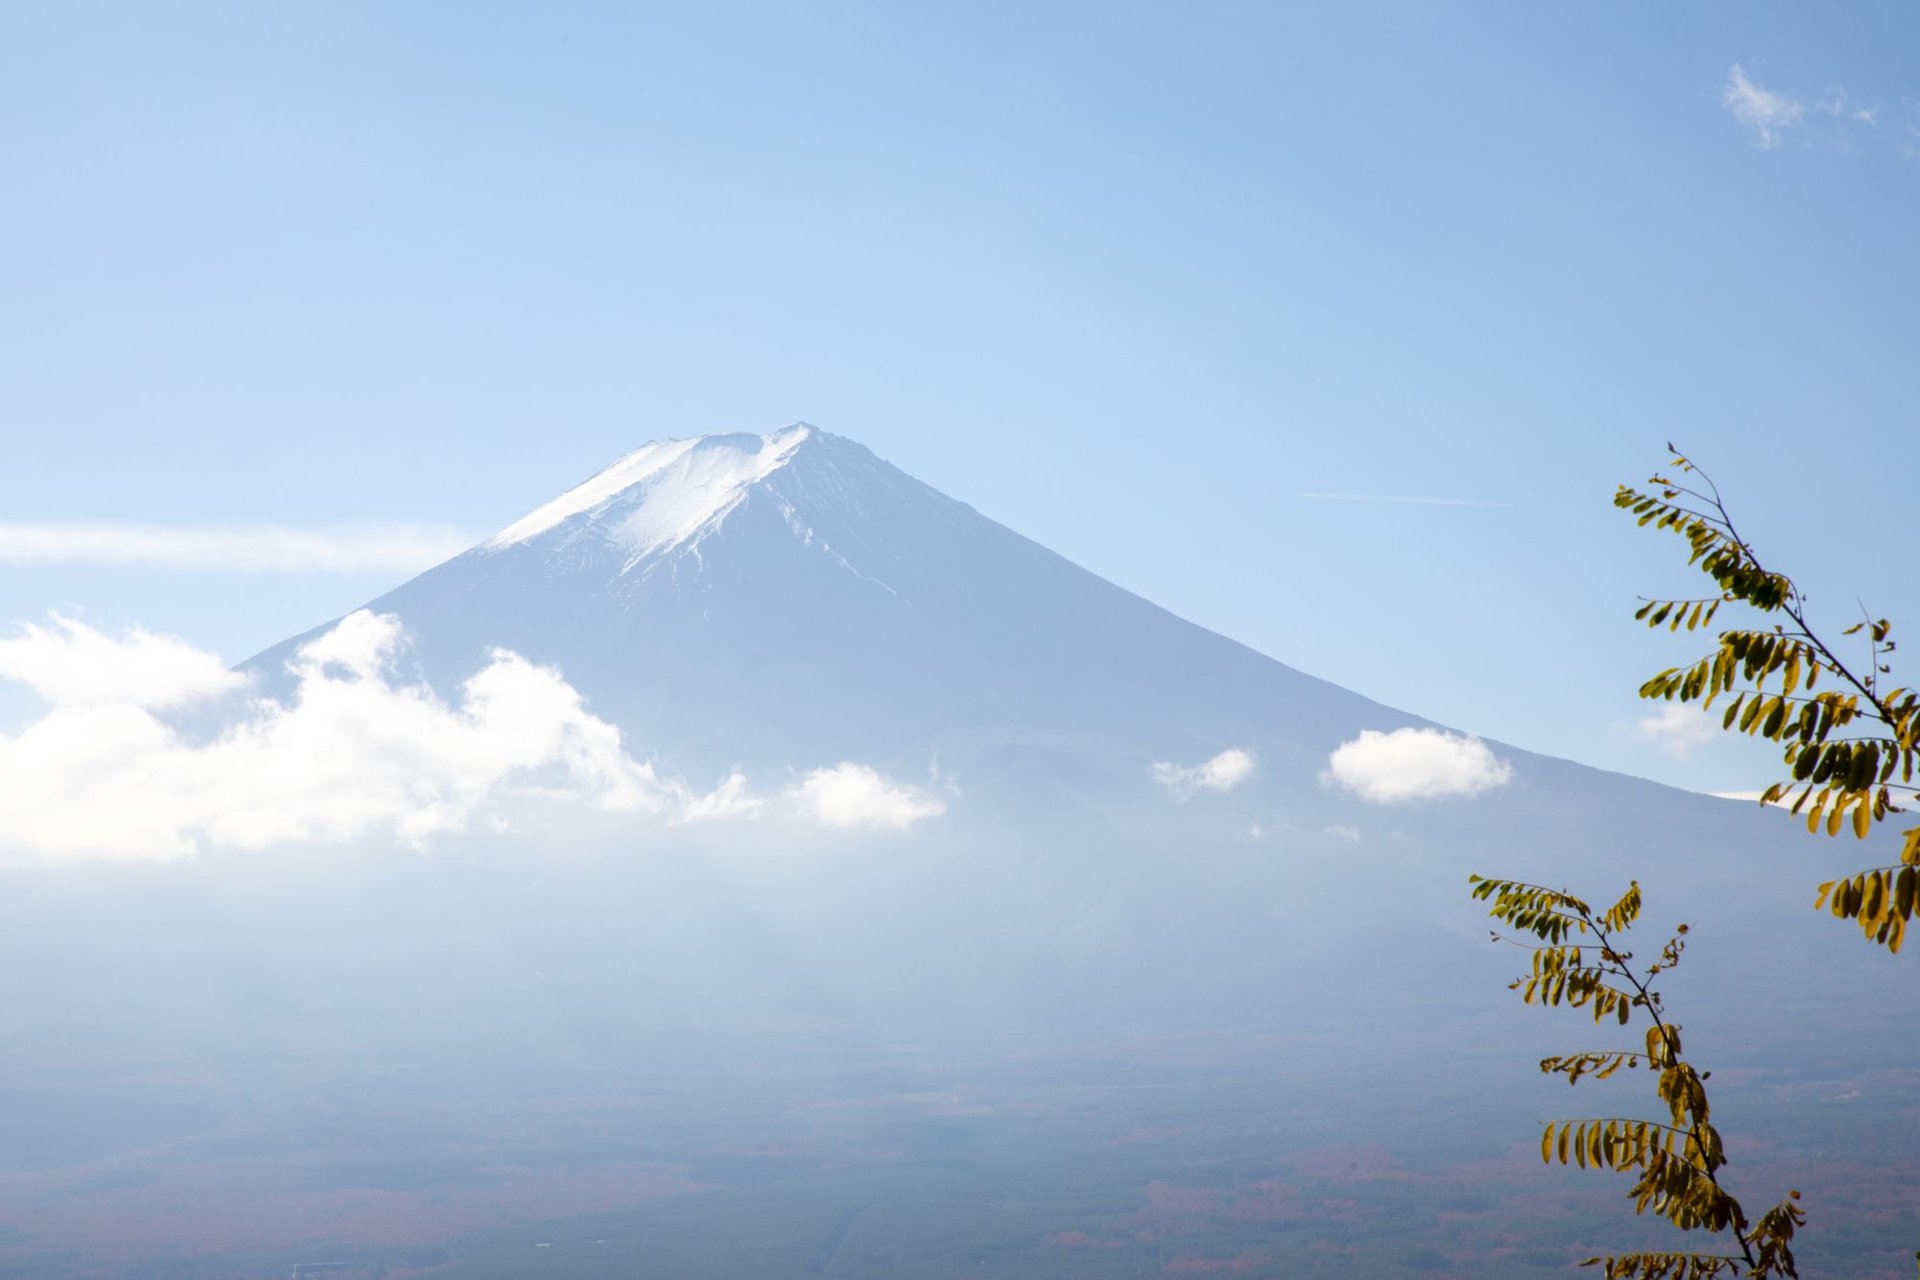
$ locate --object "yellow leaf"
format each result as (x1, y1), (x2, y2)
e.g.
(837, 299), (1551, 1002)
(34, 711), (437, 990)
(1864, 870), (1887, 923)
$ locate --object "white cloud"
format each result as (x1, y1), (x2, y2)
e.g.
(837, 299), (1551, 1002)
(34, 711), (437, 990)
(1636, 701), (1720, 757)
(0, 611), (681, 862)
(787, 763), (945, 830)
(1324, 824), (1362, 842)
(0, 617), (246, 709)
(1152, 747), (1256, 799)
(679, 771), (765, 823)
(1724, 64), (1805, 147)
(0, 522), (470, 572)
(1323, 728), (1513, 804)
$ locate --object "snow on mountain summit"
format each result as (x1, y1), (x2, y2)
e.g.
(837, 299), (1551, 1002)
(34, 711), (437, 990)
(484, 424), (814, 559)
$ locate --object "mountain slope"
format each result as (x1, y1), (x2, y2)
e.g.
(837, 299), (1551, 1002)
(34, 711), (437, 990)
(249, 425), (1425, 788)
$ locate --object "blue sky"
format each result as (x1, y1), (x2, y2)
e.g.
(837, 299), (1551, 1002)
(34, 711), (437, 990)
(2, 2), (1915, 795)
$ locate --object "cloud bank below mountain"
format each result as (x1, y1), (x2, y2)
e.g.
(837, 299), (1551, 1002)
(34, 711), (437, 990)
(0, 612), (941, 862)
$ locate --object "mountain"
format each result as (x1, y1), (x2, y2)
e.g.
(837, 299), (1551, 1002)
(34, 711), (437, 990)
(227, 422), (1919, 1052)
(250, 424), (1422, 790)
(231, 424), (1895, 990)
(3, 426), (1913, 1277)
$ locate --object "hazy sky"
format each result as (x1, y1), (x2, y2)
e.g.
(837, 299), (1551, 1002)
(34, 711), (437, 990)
(3, 3), (1914, 796)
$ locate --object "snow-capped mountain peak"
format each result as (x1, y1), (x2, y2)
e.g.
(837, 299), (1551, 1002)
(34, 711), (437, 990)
(483, 424), (814, 557)
(255, 422), (1390, 783)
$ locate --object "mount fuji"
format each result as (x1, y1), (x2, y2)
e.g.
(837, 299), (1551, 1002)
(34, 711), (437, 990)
(251, 423), (1420, 792)
(216, 422), (1918, 1058)
(227, 424), (1894, 1006)
(2, 426), (1912, 1278)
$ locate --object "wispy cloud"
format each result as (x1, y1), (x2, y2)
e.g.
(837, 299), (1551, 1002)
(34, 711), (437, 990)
(1293, 493), (1505, 508)
(1152, 747), (1256, 799)
(0, 522), (472, 572)
(1636, 702), (1720, 758)
(1819, 86), (1881, 126)
(1724, 64), (1806, 148)
(1716, 65), (1920, 156)
(1323, 728), (1513, 804)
